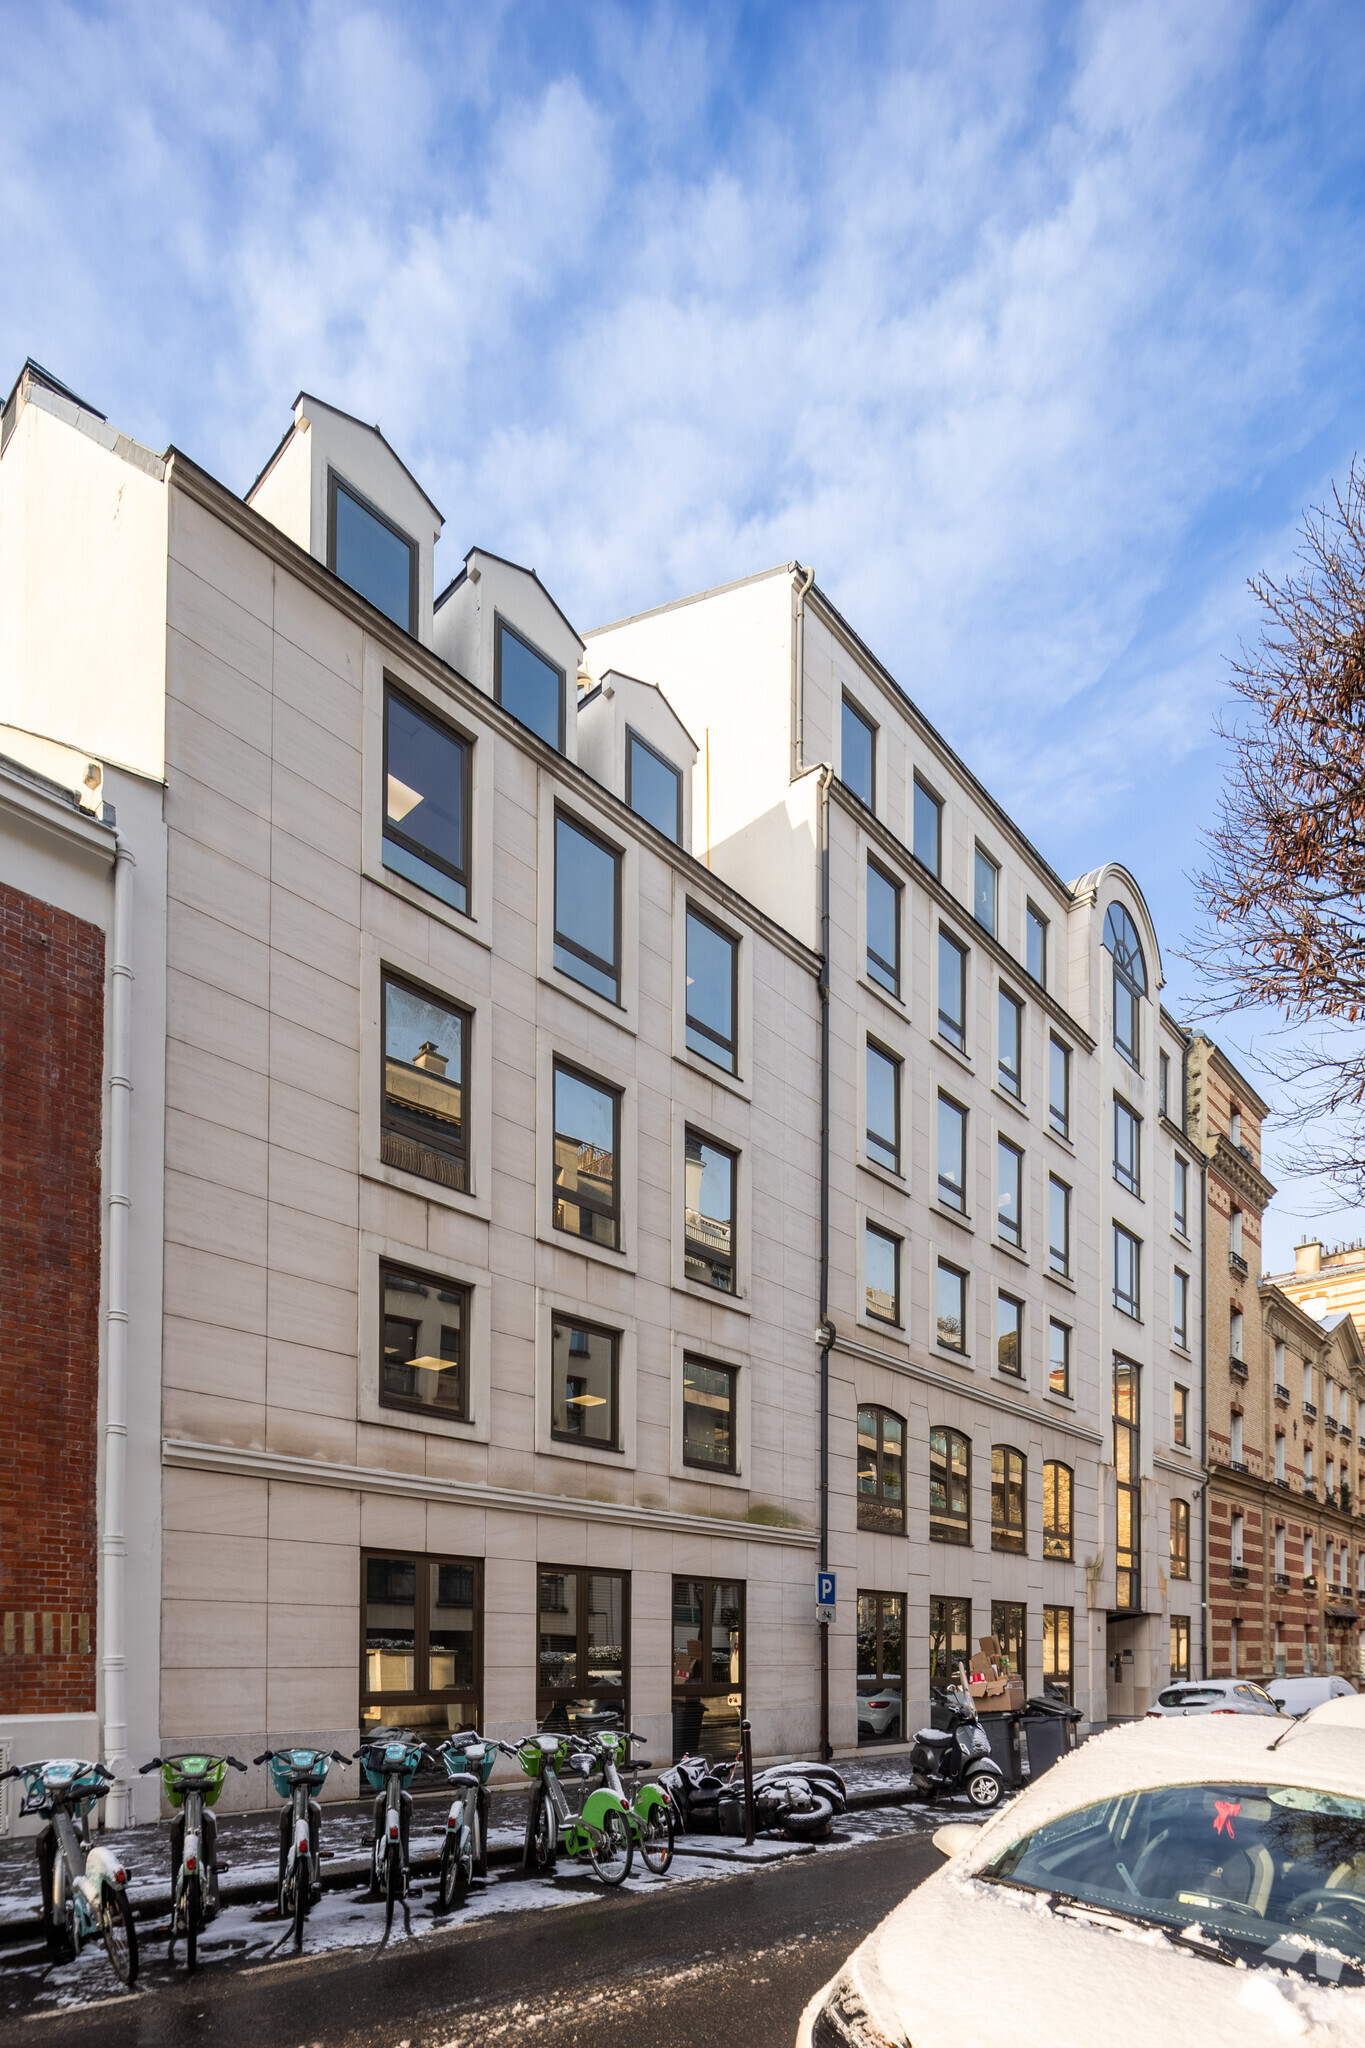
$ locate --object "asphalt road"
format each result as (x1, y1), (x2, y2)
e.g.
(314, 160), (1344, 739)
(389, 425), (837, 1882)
(3, 1830), (942, 2048)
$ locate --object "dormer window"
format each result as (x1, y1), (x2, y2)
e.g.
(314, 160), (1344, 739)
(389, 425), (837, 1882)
(626, 729), (682, 843)
(329, 472), (417, 633)
(495, 616), (564, 751)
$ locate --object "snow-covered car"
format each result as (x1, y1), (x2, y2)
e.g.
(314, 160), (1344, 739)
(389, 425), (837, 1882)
(1146, 1678), (1282, 1718)
(798, 1695), (1365, 2048)
(856, 1688), (902, 1738)
(1266, 1676), (1357, 1718)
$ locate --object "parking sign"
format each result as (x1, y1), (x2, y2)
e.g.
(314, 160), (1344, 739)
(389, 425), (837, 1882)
(817, 1571), (836, 1606)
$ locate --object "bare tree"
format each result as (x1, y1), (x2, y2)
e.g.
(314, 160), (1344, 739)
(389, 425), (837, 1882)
(1191, 459), (1365, 1197)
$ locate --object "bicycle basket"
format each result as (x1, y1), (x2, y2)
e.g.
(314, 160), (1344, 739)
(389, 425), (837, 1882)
(161, 1756), (228, 1808)
(441, 1739), (496, 1785)
(269, 1749), (331, 1799)
(360, 1739), (424, 1791)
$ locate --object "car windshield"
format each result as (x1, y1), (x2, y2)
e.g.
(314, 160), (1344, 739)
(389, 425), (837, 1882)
(982, 1783), (1365, 1974)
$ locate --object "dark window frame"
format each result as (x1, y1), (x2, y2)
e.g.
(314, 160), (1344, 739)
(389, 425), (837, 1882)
(997, 1290), (1023, 1377)
(552, 1061), (622, 1249)
(685, 904), (740, 1074)
(328, 469), (418, 634)
(553, 806), (623, 1004)
(1173, 1270), (1190, 1351)
(937, 928), (969, 1052)
(998, 985), (1024, 1098)
(990, 1599), (1027, 1685)
(1048, 1034), (1071, 1139)
(379, 1259), (472, 1423)
(996, 1133), (1023, 1246)
(549, 1312), (622, 1451)
(626, 727), (683, 844)
(856, 1590), (905, 1742)
(1169, 1613), (1191, 1679)
(494, 611), (566, 752)
(1104, 901), (1148, 1070)
(991, 1445), (1027, 1553)
(864, 1220), (901, 1327)
(382, 683), (473, 913)
(1114, 1356), (1142, 1611)
(671, 1576), (746, 1761)
(683, 1129), (737, 1295)
(536, 1565), (631, 1731)
(1049, 1173), (1071, 1277)
(857, 1404), (907, 1534)
(1173, 1381), (1189, 1447)
(913, 774), (943, 879)
(1043, 1459), (1073, 1560)
(1048, 1318), (1071, 1398)
(380, 967), (471, 1191)
(867, 1038), (903, 1175)
(1170, 1499), (1190, 1579)
(973, 844), (999, 937)
(1113, 1222), (1142, 1319)
(1114, 1096), (1141, 1197)
(930, 1594), (972, 1684)
(841, 692), (877, 810)
(360, 1549), (483, 1731)
(937, 1090), (968, 1211)
(936, 1259), (968, 1354)
(929, 1426), (972, 1546)
(1026, 902), (1048, 988)
(865, 855), (902, 999)
(1173, 1154), (1190, 1237)
(682, 1356), (739, 1474)
(1043, 1604), (1073, 1701)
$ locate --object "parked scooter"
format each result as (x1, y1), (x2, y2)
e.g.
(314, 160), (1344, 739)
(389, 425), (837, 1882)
(660, 1753), (847, 1840)
(909, 1687), (1003, 1809)
(432, 1732), (495, 1911)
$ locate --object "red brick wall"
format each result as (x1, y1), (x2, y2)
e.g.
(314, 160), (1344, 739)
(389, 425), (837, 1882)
(0, 879), (104, 1712)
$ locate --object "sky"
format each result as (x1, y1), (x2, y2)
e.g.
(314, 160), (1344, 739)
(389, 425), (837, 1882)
(5, 0), (1365, 1262)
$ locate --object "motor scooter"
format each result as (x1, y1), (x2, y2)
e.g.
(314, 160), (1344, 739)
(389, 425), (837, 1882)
(909, 1686), (1003, 1809)
(661, 1753), (847, 1839)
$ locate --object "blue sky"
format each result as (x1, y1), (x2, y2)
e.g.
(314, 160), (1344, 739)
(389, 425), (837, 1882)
(5, 0), (1365, 1260)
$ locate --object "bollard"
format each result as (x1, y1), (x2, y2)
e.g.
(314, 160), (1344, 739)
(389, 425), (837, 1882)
(740, 1718), (755, 1845)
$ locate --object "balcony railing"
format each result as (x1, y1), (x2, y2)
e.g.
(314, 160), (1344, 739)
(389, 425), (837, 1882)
(1303, 1575), (1318, 1592)
(1274, 1383), (1289, 1403)
(1304, 1401), (1317, 1420)
(1230, 1562), (1250, 1583)
(1230, 1357), (1249, 1381)
(1325, 1417), (1339, 1435)
(1274, 1476), (1290, 1490)
(1304, 1481), (1317, 1499)
(1273, 1572), (1291, 1590)
(1229, 1251), (1249, 1277)
(1229, 1459), (1249, 1473)
(1325, 1489), (1339, 1508)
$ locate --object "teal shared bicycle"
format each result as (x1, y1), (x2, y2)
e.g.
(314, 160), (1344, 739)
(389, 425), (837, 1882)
(592, 1729), (676, 1873)
(501, 1733), (635, 1885)
(0, 1759), (137, 1982)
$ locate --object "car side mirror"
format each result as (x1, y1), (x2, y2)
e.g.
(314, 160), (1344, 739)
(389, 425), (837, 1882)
(932, 1822), (981, 1859)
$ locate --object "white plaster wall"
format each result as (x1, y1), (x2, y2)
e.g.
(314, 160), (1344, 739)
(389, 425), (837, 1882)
(434, 551), (584, 762)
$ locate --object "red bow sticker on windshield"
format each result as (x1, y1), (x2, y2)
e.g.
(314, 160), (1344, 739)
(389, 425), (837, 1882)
(1213, 1801), (1241, 1838)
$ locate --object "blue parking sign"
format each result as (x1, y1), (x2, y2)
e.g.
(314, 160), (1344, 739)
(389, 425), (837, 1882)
(817, 1571), (836, 1606)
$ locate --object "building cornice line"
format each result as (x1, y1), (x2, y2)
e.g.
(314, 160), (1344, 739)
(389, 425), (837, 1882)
(160, 1438), (819, 1547)
(831, 1338), (1105, 1446)
(1208, 1134), (1276, 1210)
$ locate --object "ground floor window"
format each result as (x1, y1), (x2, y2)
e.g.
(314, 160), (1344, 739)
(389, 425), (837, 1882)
(361, 1552), (481, 1732)
(537, 1568), (628, 1736)
(1043, 1605), (1073, 1701)
(1169, 1614), (1190, 1680)
(991, 1600), (1026, 1685)
(856, 1592), (904, 1744)
(930, 1596), (971, 1687)
(672, 1578), (744, 1760)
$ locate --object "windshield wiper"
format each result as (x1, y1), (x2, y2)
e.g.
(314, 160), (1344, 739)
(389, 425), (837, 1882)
(974, 1876), (1242, 1965)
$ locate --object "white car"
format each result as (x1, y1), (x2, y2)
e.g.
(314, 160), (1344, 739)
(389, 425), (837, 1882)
(799, 1695), (1365, 2047)
(1267, 1676), (1357, 1718)
(856, 1688), (903, 1738)
(1147, 1678), (1282, 1718)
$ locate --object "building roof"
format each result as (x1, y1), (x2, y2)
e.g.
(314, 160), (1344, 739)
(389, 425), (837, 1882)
(435, 546), (585, 653)
(246, 391), (445, 524)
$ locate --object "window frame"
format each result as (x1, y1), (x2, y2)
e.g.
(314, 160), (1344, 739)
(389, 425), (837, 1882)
(997, 985), (1024, 1099)
(865, 855), (902, 999)
(937, 1090), (968, 1212)
(1043, 1460), (1073, 1560)
(857, 1404), (907, 1535)
(1173, 1154), (1189, 1237)
(973, 844), (999, 937)
(929, 1427), (972, 1546)
(867, 1038), (903, 1175)
(1170, 1499), (1190, 1579)
(360, 1549), (483, 1732)
(549, 1311), (622, 1451)
(1114, 1356), (1142, 1612)
(1049, 1173), (1071, 1278)
(382, 683), (473, 915)
(1173, 1381), (1190, 1447)
(625, 726), (683, 843)
(996, 1133), (1023, 1247)
(1113, 1096), (1141, 1197)
(681, 1356), (739, 1475)
(1048, 1034), (1071, 1140)
(380, 968), (471, 1192)
(1173, 1268), (1190, 1351)
(1048, 1318), (1071, 1398)
(856, 1590), (905, 1743)
(937, 928), (969, 1052)
(913, 775), (943, 878)
(930, 1594), (972, 1685)
(671, 1577), (746, 1762)
(990, 1599), (1027, 1685)
(1104, 901), (1147, 1070)
(552, 1060), (622, 1250)
(1026, 902), (1048, 988)
(841, 692), (877, 810)
(1113, 1221), (1142, 1319)
(683, 1128), (738, 1295)
(328, 468), (418, 634)
(936, 1260), (968, 1354)
(379, 1260), (473, 1423)
(1169, 1613), (1190, 1680)
(1043, 1603), (1073, 1701)
(495, 611), (566, 752)
(864, 1220), (901, 1327)
(536, 1564), (631, 1731)
(991, 1445), (1027, 1554)
(997, 1291), (1023, 1377)
(553, 806), (623, 1004)
(684, 904), (740, 1075)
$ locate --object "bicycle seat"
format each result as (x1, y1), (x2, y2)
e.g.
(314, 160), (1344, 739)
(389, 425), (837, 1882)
(534, 1735), (562, 1754)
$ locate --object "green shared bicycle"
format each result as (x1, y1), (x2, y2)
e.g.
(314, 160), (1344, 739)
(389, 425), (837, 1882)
(592, 1729), (675, 1873)
(500, 1734), (635, 1885)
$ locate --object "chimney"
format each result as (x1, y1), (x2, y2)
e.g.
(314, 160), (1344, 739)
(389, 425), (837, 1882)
(1295, 1240), (1322, 1277)
(413, 1040), (447, 1076)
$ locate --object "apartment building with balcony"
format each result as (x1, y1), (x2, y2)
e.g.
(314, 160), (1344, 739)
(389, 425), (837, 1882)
(585, 568), (1205, 1730)
(0, 368), (826, 1817)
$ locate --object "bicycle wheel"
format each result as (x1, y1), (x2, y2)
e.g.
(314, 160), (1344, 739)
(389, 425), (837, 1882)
(384, 1841), (401, 1932)
(292, 1857), (308, 1946)
(528, 1786), (556, 1872)
(185, 1872), (200, 1973)
(475, 1790), (489, 1877)
(102, 1886), (138, 1985)
(638, 1800), (675, 1875)
(437, 1835), (468, 1913)
(588, 1808), (633, 1887)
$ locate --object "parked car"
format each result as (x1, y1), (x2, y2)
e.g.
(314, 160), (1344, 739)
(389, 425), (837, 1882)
(1264, 1674), (1357, 1718)
(1145, 1678), (1281, 1718)
(798, 1695), (1365, 2046)
(855, 1687), (902, 1738)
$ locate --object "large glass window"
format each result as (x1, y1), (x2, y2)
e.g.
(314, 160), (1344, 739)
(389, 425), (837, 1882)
(998, 987), (1023, 1097)
(381, 973), (469, 1190)
(1048, 1035), (1071, 1139)
(997, 1135), (1022, 1245)
(1104, 901), (1148, 1069)
(997, 1292), (1022, 1377)
(856, 1592), (904, 1744)
(1114, 1358), (1141, 1611)
(990, 1600), (1026, 1684)
(626, 729), (682, 842)
(1114, 1223), (1141, 1318)
(938, 1093), (968, 1210)
(331, 476), (415, 631)
(974, 847), (998, 936)
(930, 1595), (971, 1685)
(1049, 1175), (1071, 1277)
(1043, 1461), (1073, 1559)
(383, 688), (470, 914)
(868, 1042), (902, 1173)
(672, 1579), (744, 1761)
(1114, 1098), (1141, 1196)
(929, 1427), (971, 1544)
(1171, 1499), (1190, 1579)
(992, 1447), (1026, 1553)
(553, 1063), (619, 1248)
(857, 1406), (905, 1534)
(1174, 1269), (1190, 1350)
(554, 812), (621, 1002)
(1049, 1318), (1071, 1398)
(841, 694), (876, 808)
(685, 908), (738, 1073)
(362, 1552), (481, 1732)
(1173, 1155), (1190, 1236)
(913, 776), (942, 877)
(537, 1569), (628, 1734)
(381, 1263), (470, 1421)
(1174, 1382), (1190, 1446)
(866, 858), (901, 997)
(684, 1131), (736, 1292)
(1027, 904), (1047, 987)
(1169, 1614), (1190, 1679)
(496, 615), (564, 750)
(550, 1316), (619, 1450)
(938, 930), (968, 1051)
(1043, 1605), (1073, 1701)
(683, 1358), (737, 1472)
(864, 1222), (901, 1326)
(936, 1261), (967, 1353)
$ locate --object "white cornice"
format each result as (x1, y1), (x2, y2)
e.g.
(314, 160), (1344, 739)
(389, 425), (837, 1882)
(161, 1438), (818, 1547)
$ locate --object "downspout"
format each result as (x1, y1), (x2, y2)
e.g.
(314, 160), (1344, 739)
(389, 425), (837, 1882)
(101, 839), (135, 1825)
(817, 764), (834, 1762)
(1199, 1157), (1209, 1679)
(791, 563), (815, 782)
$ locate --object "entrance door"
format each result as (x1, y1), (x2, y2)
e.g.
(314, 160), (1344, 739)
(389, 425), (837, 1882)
(1105, 1616), (1153, 1719)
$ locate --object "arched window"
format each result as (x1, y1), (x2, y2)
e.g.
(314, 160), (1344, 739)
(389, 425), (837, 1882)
(929, 1427), (971, 1545)
(857, 1406), (905, 1534)
(1103, 902), (1147, 1068)
(991, 1446), (1026, 1553)
(1170, 1499), (1190, 1579)
(1043, 1461), (1073, 1560)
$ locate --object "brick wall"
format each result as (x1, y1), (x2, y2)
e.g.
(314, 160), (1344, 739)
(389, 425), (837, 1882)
(0, 879), (104, 1713)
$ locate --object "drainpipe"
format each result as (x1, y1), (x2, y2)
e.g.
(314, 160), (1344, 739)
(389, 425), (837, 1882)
(1199, 1158), (1209, 1679)
(791, 564), (816, 782)
(817, 764), (834, 1762)
(101, 839), (135, 1825)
